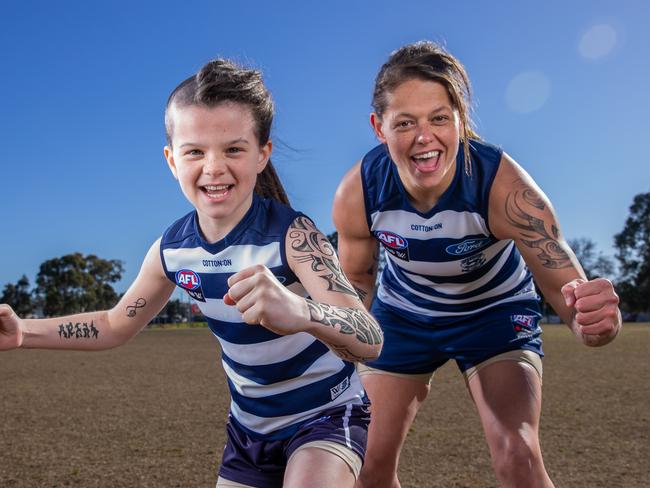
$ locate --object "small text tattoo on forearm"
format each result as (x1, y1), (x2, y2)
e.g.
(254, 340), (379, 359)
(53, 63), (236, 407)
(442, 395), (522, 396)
(57, 321), (99, 339)
(126, 298), (147, 317)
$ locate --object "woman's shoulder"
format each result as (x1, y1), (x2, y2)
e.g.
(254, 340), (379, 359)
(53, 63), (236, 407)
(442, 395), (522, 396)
(468, 138), (504, 165)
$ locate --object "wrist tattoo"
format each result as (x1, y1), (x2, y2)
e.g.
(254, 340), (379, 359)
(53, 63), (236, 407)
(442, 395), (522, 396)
(289, 216), (357, 296)
(306, 300), (382, 345)
(505, 182), (571, 269)
(126, 298), (147, 318)
(57, 321), (99, 340)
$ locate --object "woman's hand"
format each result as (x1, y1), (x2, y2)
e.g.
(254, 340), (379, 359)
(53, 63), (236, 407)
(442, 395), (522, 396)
(561, 278), (622, 347)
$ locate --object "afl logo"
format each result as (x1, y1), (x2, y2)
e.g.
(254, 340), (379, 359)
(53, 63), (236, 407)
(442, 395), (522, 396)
(175, 269), (201, 290)
(375, 231), (408, 250)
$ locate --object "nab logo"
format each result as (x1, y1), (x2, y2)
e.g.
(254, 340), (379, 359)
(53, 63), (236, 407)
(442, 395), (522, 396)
(375, 231), (408, 250)
(175, 269), (201, 290)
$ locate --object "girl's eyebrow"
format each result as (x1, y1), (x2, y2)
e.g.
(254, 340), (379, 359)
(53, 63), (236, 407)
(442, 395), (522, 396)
(178, 137), (251, 149)
(227, 137), (250, 145)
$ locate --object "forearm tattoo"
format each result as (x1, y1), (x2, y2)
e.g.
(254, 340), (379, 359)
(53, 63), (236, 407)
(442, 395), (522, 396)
(289, 216), (358, 297)
(504, 182), (571, 269)
(126, 298), (147, 318)
(326, 343), (374, 362)
(57, 321), (99, 340)
(306, 300), (383, 346)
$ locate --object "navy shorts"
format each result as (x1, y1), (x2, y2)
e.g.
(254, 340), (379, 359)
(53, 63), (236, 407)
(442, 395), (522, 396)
(218, 403), (370, 487)
(365, 298), (544, 374)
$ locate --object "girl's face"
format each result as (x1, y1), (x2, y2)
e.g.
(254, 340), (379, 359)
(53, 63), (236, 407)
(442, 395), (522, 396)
(164, 102), (270, 242)
(371, 78), (461, 211)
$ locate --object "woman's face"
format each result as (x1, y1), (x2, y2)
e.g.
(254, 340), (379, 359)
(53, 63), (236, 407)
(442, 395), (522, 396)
(371, 78), (461, 211)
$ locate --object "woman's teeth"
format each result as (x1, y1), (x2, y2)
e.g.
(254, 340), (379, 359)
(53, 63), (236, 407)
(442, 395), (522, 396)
(413, 150), (440, 160)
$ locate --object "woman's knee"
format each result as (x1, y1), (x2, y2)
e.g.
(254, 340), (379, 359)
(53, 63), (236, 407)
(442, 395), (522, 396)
(489, 427), (544, 479)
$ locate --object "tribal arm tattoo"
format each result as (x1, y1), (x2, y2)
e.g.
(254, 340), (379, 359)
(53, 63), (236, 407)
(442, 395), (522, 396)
(289, 216), (360, 299)
(504, 182), (571, 269)
(306, 299), (383, 362)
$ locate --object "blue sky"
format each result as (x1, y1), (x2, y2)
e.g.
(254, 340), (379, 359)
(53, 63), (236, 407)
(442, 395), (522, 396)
(1, 0), (648, 295)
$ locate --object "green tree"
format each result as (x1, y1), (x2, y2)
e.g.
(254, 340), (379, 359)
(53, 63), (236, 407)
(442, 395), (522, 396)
(0, 275), (34, 316)
(568, 237), (615, 280)
(163, 298), (188, 323)
(35, 253), (124, 316)
(614, 191), (650, 312)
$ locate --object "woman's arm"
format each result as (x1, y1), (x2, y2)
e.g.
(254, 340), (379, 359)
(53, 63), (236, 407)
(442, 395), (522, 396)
(488, 153), (621, 346)
(332, 161), (380, 310)
(0, 239), (176, 351)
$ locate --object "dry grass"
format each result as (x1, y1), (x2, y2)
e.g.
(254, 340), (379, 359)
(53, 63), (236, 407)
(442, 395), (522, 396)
(1, 324), (648, 487)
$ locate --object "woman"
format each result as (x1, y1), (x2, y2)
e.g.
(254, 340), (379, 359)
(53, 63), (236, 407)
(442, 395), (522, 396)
(333, 41), (621, 488)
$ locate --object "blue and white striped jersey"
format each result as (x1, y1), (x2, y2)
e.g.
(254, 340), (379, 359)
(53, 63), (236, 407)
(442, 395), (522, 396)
(361, 140), (538, 325)
(159, 195), (365, 440)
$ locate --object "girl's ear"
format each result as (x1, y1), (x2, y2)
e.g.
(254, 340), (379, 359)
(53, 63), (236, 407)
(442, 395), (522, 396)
(257, 140), (272, 174)
(370, 113), (387, 143)
(164, 146), (179, 179)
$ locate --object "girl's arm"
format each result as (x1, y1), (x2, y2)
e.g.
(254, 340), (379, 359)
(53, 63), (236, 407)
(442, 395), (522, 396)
(488, 153), (621, 346)
(224, 216), (383, 362)
(0, 239), (176, 351)
(332, 161), (380, 310)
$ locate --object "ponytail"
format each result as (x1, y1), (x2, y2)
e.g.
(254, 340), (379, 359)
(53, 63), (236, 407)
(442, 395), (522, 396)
(255, 160), (289, 205)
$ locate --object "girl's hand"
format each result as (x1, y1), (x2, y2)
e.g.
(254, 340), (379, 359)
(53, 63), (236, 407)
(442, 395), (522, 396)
(561, 278), (622, 347)
(224, 264), (309, 335)
(0, 304), (24, 350)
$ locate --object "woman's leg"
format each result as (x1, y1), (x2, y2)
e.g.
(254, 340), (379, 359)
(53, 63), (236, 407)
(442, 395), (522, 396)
(466, 353), (554, 488)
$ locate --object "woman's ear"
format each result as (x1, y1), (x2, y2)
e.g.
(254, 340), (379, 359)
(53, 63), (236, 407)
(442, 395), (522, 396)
(370, 113), (387, 143)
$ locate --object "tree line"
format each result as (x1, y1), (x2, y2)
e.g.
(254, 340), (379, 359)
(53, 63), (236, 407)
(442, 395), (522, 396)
(2, 191), (649, 319)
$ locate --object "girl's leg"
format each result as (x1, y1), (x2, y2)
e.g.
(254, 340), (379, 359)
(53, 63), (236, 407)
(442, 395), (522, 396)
(356, 372), (431, 488)
(284, 444), (358, 488)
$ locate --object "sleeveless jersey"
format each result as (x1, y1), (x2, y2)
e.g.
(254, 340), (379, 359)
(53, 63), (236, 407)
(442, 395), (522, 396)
(159, 195), (365, 440)
(361, 140), (538, 325)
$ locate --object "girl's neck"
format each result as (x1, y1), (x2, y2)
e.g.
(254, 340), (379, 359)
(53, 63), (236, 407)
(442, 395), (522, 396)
(196, 195), (255, 244)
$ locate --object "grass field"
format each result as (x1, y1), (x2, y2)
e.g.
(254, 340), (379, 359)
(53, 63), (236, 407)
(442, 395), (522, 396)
(1, 324), (648, 487)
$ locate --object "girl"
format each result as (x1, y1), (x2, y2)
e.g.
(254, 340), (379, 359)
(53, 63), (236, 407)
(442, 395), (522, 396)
(332, 41), (621, 488)
(0, 59), (382, 488)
